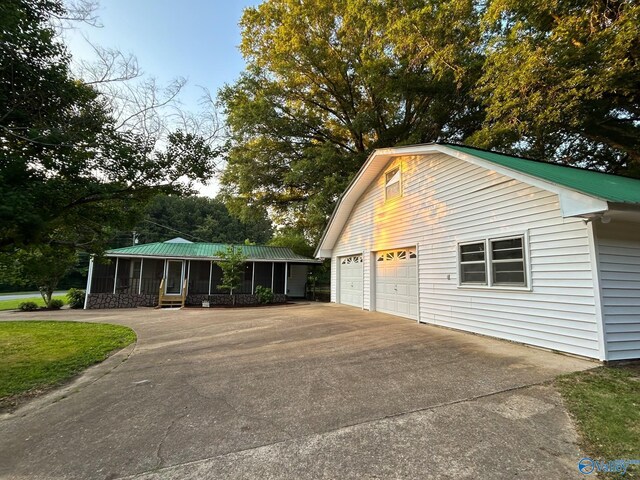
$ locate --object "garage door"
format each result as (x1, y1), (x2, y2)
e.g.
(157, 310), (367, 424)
(375, 247), (418, 319)
(339, 255), (363, 308)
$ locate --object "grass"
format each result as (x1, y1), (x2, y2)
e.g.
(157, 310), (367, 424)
(0, 295), (67, 311)
(0, 321), (136, 410)
(556, 366), (640, 479)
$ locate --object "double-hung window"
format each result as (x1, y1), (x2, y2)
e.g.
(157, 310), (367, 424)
(458, 235), (528, 288)
(459, 242), (487, 284)
(490, 236), (526, 286)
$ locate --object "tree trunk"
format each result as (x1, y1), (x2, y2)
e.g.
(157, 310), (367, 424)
(39, 286), (53, 308)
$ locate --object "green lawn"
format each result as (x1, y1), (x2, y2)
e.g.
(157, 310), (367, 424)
(556, 366), (640, 479)
(0, 295), (67, 311)
(0, 321), (136, 410)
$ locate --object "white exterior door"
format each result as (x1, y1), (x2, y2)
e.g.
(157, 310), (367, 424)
(375, 247), (418, 320)
(339, 255), (363, 308)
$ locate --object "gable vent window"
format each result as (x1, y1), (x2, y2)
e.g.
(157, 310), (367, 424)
(385, 167), (401, 200)
(458, 235), (528, 289)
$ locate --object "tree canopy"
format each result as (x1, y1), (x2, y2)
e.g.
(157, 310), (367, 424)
(0, 0), (219, 253)
(221, 0), (640, 240)
(220, 0), (484, 239)
(472, 0), (640, 174)
(130, 195), (273, 246)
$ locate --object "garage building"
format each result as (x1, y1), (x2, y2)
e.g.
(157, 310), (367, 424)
(315, 143), (640, 362)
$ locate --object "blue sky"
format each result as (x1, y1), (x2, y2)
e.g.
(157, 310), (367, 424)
(63, 0), (261, 195)
(64, 0), (260, 113)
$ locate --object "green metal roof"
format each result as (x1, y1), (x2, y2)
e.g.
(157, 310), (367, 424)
(444, 144), (640, 205)
(106, 242), (319, 262)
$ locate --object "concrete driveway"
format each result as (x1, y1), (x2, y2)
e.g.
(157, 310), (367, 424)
(0, 303), (594, 479)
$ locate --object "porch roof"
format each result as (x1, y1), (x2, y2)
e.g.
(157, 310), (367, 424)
(106, 241), (321, 263)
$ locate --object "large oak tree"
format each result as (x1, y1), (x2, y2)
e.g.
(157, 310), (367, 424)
(220, 0), (484, 239)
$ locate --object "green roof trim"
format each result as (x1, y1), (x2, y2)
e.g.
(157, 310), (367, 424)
(106, 242), (319, 262)
(444, 144), (640, 205)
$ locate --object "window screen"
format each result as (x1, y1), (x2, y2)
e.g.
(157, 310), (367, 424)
(491, 237), (526, 286)
(459, 242), (487, 284)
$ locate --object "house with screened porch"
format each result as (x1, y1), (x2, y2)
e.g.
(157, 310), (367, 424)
(84, 238), (320, 309)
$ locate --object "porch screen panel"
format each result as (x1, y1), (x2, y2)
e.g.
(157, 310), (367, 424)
(254, 262), (272, 290)
(189, 261), (210, 294)
(210, 263), (224, 293)
(273, 263), (285, 294)
(140, 259), (164, 294)
(239, 263), (252, 294)
(91, 260), (115, 293)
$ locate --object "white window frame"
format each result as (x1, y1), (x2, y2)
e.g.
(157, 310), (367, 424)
(489, 235), (527, 287)
(384, 165), (402, 201)
(458, 240), (488, 286)
(457, 233), (531, 291)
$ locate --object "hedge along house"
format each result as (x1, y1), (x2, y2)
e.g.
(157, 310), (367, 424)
(84, 238), (321, 309)
(316, 143), (640, 362)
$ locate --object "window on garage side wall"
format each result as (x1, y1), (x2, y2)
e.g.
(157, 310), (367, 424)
(459, 241), (487, 285)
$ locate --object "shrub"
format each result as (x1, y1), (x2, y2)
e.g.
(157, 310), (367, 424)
(67, 288), (86, 309)
(48, 299), (64, 310)
(18, 301), (39, 312)
(255, 285), (274, 304)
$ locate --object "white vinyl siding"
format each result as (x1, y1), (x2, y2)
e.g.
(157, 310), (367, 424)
(331, 152), (601, 359)
(595, 221), (640, 361)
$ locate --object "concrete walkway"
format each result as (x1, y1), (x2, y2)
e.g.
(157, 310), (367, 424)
(0, 304), (595, 479)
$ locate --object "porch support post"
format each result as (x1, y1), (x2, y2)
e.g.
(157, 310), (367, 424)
(138, 258), (144, 294)
(84, 256), (94, 309)
(271, 262), (274, 290)
(208, 260), (213, 295)
(112, 257), (119, 294)
(251, 262), (256, 294)
(284, 262), (288, 296)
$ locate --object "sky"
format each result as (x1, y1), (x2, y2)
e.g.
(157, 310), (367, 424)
(63, 0), (261, 196)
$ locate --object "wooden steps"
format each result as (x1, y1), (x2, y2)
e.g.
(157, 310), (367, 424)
(156, 278), (189, 308)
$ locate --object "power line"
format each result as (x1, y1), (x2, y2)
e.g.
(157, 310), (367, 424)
(142, 219), (208, 242)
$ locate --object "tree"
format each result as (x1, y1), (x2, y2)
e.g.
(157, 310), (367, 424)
(470, 0), (640, 175)
(0, 246), (77, 307)
(215, 246), (247, 305)
(268, 228), (315, 258)
(0, 0), (220, 252)
(126, 195), (273, 246)
(219, 0), (484, 239)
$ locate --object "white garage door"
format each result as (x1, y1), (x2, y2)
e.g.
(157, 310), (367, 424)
(339, 255), (363, 308)
(375, 247), (418, 320)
